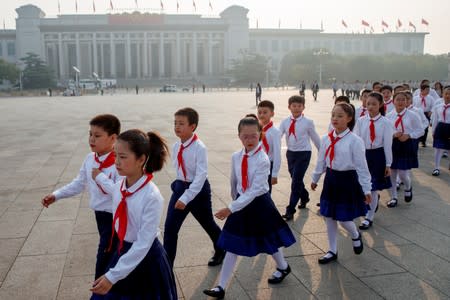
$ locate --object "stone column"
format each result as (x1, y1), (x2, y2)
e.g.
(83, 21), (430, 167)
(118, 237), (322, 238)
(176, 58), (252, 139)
(176, 32), (181, 76)
(58, 33), (65, 79)
(100, 43), (105, 77)
(126, 33), (131, 78)
(159, 34), (164, 77)
(136, 42), (141, 78)
(93, 34), (98, 74)
(110, 34), (116, 77)
(192, 32), (197, 75)
(143, 35), (148, 77)
(75, 32), (81, 69)
(208, 32), (213, 75)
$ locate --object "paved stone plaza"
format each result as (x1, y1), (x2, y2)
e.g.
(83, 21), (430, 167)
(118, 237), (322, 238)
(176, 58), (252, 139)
(0, 89), (448, 299)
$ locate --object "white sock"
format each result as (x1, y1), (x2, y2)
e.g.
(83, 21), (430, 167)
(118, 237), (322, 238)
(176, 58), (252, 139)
(435, 148), (443, 169)
(339, 221), (360, 247)
(325, 217), (338, 254)
(398, 170), (411, 191)
(272, 249), (288, 270)
(390, 169), (399, 198)
(217, 252), (238, 289)
(366, 191), (379, 221)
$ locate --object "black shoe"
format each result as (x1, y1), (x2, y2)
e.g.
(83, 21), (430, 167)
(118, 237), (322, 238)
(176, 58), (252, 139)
(318, 251), (338, 264)
(375, 194), (380, 212)
(298, 198), (310, 209)
(203, 286), (225, 299)
(352, 232), (364, 255)
(282, 213), (294, 221)
(404, 188), (413, 203)
(432, 169), (440, 176)
(208, 250), (225, 266)
(359, 219), (373, 230)
(316, 202), (321, 207)
(387, 198), (398, 208)
(267, 265), (291, 284)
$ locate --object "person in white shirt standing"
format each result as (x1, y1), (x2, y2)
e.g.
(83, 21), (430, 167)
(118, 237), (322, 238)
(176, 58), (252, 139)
(90, 129), (177, 299)
(41, 114), (121, 286)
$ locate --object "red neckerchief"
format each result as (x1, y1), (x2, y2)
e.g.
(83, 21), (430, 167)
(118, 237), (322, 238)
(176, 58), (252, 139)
(325, 130), (350, 169)
(395, 110), (406, 133)
(369, 115), (381, 146)
(443, 104), (449, 122)
(94, 152), (115, 194)
(177, 134), (198, 181)
(242, 145), (262, 192)
(108, 173), (153, 254)
(262, 121), (273, 153)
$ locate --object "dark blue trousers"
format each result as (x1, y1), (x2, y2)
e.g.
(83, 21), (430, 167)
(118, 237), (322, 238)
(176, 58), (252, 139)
(268, 161), (274, 194)
(286, 150), (311, 214)
(163, 179), (222, 265)
(94, 211), (113, 280)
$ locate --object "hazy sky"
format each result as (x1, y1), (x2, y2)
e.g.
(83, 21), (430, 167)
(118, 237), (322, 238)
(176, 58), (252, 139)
(2, 0), (449, 54)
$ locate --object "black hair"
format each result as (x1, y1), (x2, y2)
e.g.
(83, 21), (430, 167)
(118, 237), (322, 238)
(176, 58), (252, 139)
(380, 85), (393, 92)
(174, 107), (199, 130)
(334, 103), (355, 131)
(393, 91), (407, 101)
(372, 81), (382, 90)
(335, 95), (350, 104)
(90, 114), (121, 136)
(117, 129), (169, 174)
(245, 113), (258, 120)
(368, 92), (385, 116)
(420, 84), (430, 90)
(288, 95), (305, 105)
(238, 117), (262, 139)
(258, 100), (275, 111)
(393, 85), (405, 93)
(361, 89), (372, 96)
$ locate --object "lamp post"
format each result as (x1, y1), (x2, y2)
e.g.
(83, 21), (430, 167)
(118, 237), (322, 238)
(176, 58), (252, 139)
(313, 48), (329, 86)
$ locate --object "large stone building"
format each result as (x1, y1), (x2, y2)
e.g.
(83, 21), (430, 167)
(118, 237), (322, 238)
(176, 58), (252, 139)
(0, 4), (427, 83)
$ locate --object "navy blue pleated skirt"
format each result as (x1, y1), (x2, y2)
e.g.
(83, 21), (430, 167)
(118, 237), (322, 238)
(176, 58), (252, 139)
(96, 237), (177, 300)
(217, 193), (296, 257)
(366, 148), (392, 191)
(433, 122), (450, 150)
(391, 138), (419, 170)
(320, 168), (367, 221)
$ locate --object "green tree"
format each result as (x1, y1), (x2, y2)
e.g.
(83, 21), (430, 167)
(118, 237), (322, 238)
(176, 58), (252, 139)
(229, 51), (270, 86)
(20, 52), (56, 89)
(0, 59), (20, 83)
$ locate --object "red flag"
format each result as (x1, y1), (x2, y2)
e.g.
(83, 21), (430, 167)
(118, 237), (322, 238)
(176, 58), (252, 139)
(342, 19), (348, 28)
(109, 0), (113, 10)
(421, 18), (429, 26)
(361, 20), (370, 27)
(209, 0), (212, 11)
(397, 19), (402, 27)
(193, 0), (196, 11)
(382, 20), (388, 28)
(160, 0), (163, 9)
(409, 21), (416, 29)
(92, 0), (96, 12)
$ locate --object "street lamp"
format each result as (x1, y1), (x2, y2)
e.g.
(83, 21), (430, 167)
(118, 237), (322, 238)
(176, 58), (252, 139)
(313, 48), (329, 86)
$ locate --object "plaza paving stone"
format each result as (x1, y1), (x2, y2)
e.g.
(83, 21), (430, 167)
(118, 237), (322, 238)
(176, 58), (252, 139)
(0, 89), (448, 299)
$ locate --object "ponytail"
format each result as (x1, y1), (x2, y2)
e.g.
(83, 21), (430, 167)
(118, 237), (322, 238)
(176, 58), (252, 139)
(145, 131), (169, 173)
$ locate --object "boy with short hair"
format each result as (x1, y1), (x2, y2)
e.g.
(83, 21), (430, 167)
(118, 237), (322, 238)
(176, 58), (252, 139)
(257, 100), (282, 193)
(355, 89), (372, 118)
(163, 107), (224, 267)
(41, 114), (121, 281)
(279, 96), (321, 220)
(413, 84), (435, 147)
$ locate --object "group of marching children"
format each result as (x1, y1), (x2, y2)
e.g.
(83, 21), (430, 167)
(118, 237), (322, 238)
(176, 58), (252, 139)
(39, 78), (449, 299)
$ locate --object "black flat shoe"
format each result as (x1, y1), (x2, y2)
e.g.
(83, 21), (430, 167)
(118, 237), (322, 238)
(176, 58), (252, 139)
(359, 219), (373, 230)
(318, 251), (338, 264)
(203, 286), (225, 299)
(208, 250), (226, 266)
(404, 187), (413, 203)
(375, 194), (380, 212)
(298, 198), (310, 209)
(352, 232), (364, 255)
(282, 213), (294, 221)
(387, 198), (398, 208)
(316, 202), (321, 207)
(268, 264), (291, 284)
